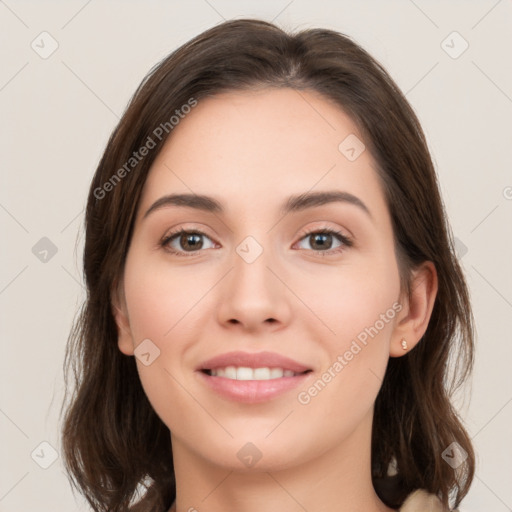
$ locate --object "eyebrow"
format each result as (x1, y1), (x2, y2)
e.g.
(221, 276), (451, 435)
(143, 190), (372, 220)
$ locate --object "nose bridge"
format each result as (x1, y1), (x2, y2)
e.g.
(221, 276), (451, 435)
(216, 232), (291, 328)
(231, 233), (276, 297)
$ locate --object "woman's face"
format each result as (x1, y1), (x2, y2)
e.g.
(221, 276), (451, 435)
(115, 87), (407, 471)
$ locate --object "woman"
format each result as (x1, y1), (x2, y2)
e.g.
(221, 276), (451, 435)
(61, 19), (475, 512)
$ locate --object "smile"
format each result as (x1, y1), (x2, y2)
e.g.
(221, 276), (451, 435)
(196, 350), (314, 403)
(204, 366), (307, 380)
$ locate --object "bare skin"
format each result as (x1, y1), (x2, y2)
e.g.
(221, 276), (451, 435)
(113, 88), (437, 512)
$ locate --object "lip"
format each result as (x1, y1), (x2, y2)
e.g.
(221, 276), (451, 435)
(196, 350), (313, 404)
(197, 350), (312, 373)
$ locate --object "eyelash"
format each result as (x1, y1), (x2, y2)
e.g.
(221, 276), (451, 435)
(160, 227), (353, 258)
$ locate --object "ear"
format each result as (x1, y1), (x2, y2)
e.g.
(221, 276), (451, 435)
(111, 278), (135, 356)
(389, 261), (438, 357)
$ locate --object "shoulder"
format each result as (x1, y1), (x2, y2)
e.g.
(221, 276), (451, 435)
(399, 489), (458, 512)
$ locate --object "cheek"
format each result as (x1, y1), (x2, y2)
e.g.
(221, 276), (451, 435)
(296, 255), (400, 407)
(297, 256), (401, 345)
(123, 252), (213, 343)
(122, 253), (220, 425)
(293, 273), (399, 441)
(122, 267), (198, 431)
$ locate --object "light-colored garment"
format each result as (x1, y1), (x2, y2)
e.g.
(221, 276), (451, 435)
(167, 490), (456, 511)
(400, 489), (457, 511)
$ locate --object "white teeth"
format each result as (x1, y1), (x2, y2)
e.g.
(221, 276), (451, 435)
(270, 367), (284, 378)
(237, 367), (254, 380)
(224, 366), (237, 379)
(209, 366), (300, 380)
(254, 367), (270, 380)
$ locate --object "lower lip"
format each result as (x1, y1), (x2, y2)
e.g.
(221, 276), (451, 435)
(196, 371), (311, 403)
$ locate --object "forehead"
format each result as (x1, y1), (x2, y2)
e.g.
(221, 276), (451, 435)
(138, 88), (385, 218)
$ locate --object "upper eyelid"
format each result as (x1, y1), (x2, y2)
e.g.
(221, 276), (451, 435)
(162, 226), (351, 250)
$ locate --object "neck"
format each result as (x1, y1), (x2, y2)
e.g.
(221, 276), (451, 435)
(168, 407), (396, 512)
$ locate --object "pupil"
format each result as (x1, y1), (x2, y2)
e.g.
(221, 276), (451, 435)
(312, 233), (331, 250)
(182, 233), (202, 251)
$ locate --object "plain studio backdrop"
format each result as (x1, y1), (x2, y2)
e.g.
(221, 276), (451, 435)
(0, 1), (511, 511)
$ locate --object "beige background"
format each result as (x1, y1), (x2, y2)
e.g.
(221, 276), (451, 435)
(1, 1), (511, 510)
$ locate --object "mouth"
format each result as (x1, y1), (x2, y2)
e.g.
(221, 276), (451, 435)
(196, 351), (313, 403)
(201, 367), (311, 380)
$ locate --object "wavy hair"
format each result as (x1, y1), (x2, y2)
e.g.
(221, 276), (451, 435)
(61, 18), (475, 511)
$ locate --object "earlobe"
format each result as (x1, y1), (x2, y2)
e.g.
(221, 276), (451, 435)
(389, 261), (438, 358)
(111, 280), (135, 356)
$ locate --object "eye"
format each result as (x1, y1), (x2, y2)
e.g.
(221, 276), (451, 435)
(161, 229), (216, 256)
(294, 228), (352, 255)
(160, 226), (353, 258)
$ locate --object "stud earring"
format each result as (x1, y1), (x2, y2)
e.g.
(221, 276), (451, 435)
(401, 339), (408, 350)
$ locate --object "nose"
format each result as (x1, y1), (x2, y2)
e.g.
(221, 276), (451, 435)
(216, 240), (292, 333)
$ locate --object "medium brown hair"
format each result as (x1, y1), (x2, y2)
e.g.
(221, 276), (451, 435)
(61, 18), (475, 511)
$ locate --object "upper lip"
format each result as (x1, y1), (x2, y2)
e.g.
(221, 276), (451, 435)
(197, 351), (312, 373)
